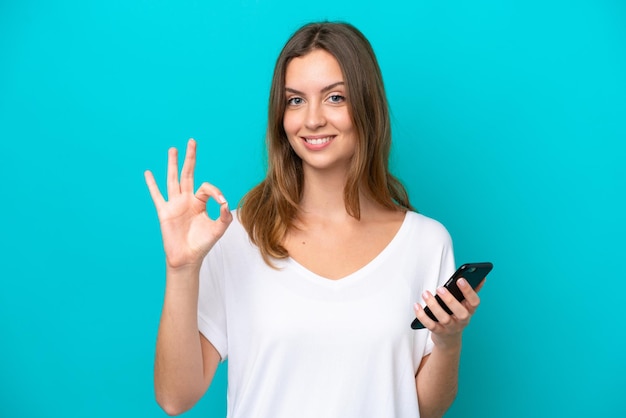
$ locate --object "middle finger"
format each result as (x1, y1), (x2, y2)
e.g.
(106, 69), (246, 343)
(435, 287), (470, 322)
(180, 138), (197, 194)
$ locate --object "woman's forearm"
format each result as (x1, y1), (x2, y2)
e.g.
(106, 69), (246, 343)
(416, 341), (462, 418)
(154, 265), (213, 415)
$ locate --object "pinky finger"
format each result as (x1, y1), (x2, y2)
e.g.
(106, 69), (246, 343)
(144, 170), (166, 210)
(414, 303), (438, 331)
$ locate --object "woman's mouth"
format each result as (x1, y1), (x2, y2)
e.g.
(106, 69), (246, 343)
(303, 136), (334, 145)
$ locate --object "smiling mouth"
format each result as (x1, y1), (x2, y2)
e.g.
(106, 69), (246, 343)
(303, 136), (334, 145)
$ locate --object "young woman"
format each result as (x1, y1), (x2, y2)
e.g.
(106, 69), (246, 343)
(145, 22), (482, 418)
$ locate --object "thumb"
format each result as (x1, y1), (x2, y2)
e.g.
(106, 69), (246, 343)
(217, 200), (233, 228)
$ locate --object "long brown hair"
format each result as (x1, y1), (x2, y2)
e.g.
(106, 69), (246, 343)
(238, 22), (413, 266)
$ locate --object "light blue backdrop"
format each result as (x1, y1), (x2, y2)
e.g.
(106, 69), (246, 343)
(1, 1), (624, 417)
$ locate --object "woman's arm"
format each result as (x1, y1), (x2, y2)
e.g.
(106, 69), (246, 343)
(415, 342), (461, 418)
(145, 139), (232, 415)
(154, 265), (222, 415)
(414, 278), (483, 418)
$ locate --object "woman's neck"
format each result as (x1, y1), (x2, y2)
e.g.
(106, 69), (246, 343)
(299, 170), (347, 217)
(297, 167), (383, 223)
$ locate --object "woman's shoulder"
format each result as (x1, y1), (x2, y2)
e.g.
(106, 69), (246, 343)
(404, 210), (452, 243)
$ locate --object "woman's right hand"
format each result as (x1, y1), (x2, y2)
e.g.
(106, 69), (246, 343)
(144, 138), (233, 270)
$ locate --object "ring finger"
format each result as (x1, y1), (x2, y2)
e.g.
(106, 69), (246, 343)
(166, 147), (180, 198)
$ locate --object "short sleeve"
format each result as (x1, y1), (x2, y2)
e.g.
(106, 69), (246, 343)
(197, 241), (228, 361)
(423, 231), (456, 356)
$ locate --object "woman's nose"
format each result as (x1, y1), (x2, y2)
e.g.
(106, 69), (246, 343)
(304, 103), (326, 130)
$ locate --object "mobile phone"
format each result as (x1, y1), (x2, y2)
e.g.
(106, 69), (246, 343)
(411, 262), (493, 329)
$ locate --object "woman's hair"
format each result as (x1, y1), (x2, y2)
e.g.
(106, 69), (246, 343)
(238, 21), (413, 266)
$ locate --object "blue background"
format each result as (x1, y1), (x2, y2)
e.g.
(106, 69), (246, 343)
(1, 0), (624, 417)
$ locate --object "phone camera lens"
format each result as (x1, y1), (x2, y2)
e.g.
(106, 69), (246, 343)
(468, 267), (476, 273)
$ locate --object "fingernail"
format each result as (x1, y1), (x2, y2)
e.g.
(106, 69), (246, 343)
(458, 278), (468, 288)
(217, 195), (226, 204)
(437, 287), (448, 296)
(422, 291), (430, 300)
(414, 303), (422, 311)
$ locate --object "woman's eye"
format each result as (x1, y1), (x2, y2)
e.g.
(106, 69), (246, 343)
(287, 97), (303, 106)
(328, 95), (345, 103)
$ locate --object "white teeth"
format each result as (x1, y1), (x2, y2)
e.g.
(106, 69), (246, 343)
(305, 137), (331, 145)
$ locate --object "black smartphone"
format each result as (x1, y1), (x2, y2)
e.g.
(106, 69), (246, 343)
(411, 262), (493, 329)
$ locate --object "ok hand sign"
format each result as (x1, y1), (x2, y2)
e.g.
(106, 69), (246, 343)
(144, 139), (233, 270)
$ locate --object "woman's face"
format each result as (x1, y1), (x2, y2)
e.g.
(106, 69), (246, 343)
(283, 49), (357, 175)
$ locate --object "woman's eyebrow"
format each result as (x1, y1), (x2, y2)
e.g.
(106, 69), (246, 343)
(285, 81), (345, 96)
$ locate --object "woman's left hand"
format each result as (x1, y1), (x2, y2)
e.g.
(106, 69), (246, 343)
(413, 279), (484, 350)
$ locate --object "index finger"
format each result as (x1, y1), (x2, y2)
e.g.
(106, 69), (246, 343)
(458, 278), (482, 309)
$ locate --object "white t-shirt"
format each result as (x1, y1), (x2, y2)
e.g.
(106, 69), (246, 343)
(198, 211), (455, 418)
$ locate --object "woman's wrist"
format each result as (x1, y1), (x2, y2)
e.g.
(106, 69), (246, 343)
(165, 263), (202, 291)
(431, 334), (463, 355)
